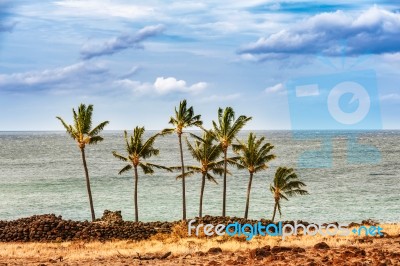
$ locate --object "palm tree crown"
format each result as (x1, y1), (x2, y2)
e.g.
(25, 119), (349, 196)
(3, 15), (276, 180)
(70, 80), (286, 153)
(232, 133), (275, 174)
(56, 104), (109, 149)
(270, 167), (309, 221)
(113, 127), (169, 174)
(113, 126), (170, 222)
(212, 107), (251, 151)
(162, 99), (203, 136)
(231, 132), (275, 218)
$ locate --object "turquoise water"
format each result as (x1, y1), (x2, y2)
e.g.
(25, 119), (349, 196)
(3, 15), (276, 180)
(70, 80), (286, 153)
(0, 130), (399, 223)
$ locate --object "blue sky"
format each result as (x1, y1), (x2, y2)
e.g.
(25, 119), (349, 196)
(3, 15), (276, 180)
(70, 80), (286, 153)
(0, 0), (399, 130)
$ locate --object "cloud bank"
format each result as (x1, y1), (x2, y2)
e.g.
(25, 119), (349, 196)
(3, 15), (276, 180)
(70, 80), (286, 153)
(239, 6), (400, 58)
(116, 76), (207, 95)
(80, 24), (165, 59)
(0, 62), (109, 92)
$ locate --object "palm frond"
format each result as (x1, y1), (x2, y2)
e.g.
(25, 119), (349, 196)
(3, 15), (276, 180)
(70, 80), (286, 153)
(280, 193), (289, 201)
(112, 152), (128, 162)
(161, 128), (175, 135)
(176, 170), (196, 179)
(210, 167), (224, 176)
(118, 164), (132, 175)
(81, 104), (93, 134)
(89, 120), (109, 137)
(56, 116), (76, 139)
(139, 163), (154, 174)
(72, 107), (80, 134)
(170, 165), (202, 172)
(145, 162), (172, 172)
(284, 188), (309, 197)
(88, 135), (104, 145)
(206, 172), (218, 184)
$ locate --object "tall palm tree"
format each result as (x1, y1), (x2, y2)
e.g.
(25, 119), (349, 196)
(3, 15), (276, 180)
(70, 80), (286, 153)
(231, 133), (275, 219)
(270, 167), (308, 222)
(172, 132), (224, 218)
(212, 107), (251, 217)
(112, 127), (170, 222)
(56, 104), (109, 221)
(162, 100), (202, 220)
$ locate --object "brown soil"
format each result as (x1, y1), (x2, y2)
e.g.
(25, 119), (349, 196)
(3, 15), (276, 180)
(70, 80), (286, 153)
(0, 234), (399, 265)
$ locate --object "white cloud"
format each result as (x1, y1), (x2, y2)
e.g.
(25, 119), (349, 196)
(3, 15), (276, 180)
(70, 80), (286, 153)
(80, 24), (165, 59)
(0, 62), (109, 92)
(154, 77), (207, 94)
(265, 83), (284, 94)
(115, 76), (208, 95)
(239, 6), (400, 57)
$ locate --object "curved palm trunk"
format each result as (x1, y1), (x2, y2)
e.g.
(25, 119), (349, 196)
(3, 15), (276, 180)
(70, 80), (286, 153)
(133, 165), (139, 222)
(178, 134), (186, 221)
(80, 148), (95, 222)
(222, 149), (227, 217)
(199, 173), (206, 218)
(271, 201), (278, 222)
(244, 172), (253, 219)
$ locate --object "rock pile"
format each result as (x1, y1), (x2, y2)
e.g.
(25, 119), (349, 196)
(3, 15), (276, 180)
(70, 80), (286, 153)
(0, 211), (175, 243)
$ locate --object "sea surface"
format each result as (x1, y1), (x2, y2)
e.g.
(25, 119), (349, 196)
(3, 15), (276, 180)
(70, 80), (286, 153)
(0, 130), (399, 223)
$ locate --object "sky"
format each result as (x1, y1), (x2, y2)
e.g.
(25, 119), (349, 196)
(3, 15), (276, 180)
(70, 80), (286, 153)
(0, 0), (399, 130)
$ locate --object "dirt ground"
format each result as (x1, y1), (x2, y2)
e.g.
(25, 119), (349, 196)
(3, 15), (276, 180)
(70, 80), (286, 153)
(0, 224), (399, 265)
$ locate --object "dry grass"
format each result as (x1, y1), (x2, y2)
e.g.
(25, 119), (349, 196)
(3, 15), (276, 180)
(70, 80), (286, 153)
(0, 223), (398, 262)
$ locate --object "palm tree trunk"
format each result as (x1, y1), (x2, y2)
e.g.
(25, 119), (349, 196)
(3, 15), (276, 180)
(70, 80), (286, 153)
(178, 134), (186, 221)
(199, 173), (206, 218)
(244, 172), (253, 219)
(133, 165), (139, 222)
(271, 201), (278, 222)
(80, 148), (95, 222)
(222, 148), (227, 217)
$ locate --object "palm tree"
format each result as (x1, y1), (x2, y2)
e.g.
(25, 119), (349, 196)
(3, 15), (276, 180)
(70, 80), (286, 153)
(162, 100), (203, 220)
(270, 167), (309, 222)
(212, 107), (251, 217)
(172, 132), (224, 218)
(231, 133), (275, 219)
(112, 127), (170, 222)
(56, 104), (109, 221)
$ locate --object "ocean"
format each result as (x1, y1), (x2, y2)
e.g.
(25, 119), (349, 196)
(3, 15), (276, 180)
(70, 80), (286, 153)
(0, 130), (399, 223)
